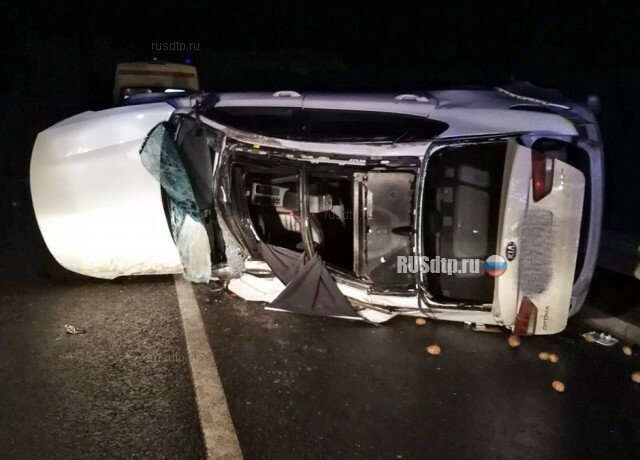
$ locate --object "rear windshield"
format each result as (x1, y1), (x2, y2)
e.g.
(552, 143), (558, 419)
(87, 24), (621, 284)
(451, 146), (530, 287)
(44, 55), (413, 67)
(205, 107), (448, 143)
(422, 142), (506, 303)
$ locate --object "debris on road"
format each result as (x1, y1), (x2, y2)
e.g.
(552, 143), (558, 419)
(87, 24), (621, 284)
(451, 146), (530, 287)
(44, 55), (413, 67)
(64, 324), (86, 334)
(549, 353), (559, 363)
(582, 331), (619, 346)
(426, 344), (441, 356)
(632, 372), (640, 384)
(508, 334), (521, 348)
(539, 352), (550, 361)
(552, 380), (565, 392)
(415, 318), (427, 327)
(622, 345), (633, 356)
(209, 281), (227, 293)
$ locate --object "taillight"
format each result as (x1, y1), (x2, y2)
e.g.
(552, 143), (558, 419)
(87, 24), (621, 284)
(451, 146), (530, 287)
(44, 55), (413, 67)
(514, 296), (538, 335)
(531, 150), (554, 202)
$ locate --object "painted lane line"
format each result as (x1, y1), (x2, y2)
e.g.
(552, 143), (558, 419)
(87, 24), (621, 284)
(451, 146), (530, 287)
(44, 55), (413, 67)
(174, 275), (243, 459)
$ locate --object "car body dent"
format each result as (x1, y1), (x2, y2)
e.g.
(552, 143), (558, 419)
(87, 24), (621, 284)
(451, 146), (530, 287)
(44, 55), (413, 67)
(206, 128), (591, 330)
(226, 271), (500, 326)
(30, 86), (602, 333)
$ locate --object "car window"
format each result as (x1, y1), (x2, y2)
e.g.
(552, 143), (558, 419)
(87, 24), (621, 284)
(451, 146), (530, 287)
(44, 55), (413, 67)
(423, 142), (506, 303)
(206, 107), (448, 143)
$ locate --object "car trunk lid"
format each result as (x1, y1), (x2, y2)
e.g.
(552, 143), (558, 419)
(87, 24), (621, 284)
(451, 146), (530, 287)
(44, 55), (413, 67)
(493, 139), (585, 334)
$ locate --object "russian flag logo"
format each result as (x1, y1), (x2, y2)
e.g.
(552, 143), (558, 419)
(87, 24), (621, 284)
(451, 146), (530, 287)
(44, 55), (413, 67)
(485, 255), (507, 277)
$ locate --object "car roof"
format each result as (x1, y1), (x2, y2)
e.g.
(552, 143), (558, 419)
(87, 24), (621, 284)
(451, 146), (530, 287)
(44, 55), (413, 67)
(207, 86), (579, 139)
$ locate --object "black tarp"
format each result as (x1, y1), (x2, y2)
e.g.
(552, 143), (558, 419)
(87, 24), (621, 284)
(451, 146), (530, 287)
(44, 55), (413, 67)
(259, 242), (360, 319)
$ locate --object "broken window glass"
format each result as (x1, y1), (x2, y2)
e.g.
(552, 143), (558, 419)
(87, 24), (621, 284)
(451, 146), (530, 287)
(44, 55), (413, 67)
(140, 122), (211, 282)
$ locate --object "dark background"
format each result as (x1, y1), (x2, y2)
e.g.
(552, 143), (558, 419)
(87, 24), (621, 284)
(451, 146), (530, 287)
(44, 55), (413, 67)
(1, 1), (639, 235)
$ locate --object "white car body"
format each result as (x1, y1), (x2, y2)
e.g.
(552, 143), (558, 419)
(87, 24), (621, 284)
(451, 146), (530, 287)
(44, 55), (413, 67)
(31, 103), (182, 278)
(31, 85), (604, 334)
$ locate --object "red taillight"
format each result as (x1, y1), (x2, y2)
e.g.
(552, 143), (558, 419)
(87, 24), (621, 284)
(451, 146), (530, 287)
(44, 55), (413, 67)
(531, 150), (554, 202)
(514, 296), (538, 336)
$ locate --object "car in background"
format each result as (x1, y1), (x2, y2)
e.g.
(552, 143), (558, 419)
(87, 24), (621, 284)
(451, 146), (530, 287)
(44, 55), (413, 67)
(31, 83), (604, 334)
(113, 60), (199, 105)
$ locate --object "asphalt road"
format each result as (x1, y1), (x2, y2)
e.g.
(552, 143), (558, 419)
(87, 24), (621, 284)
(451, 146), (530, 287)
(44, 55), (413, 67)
(196, 285), (640, 460)
(0, 278), (205, 459)
(0, 183), (205, 459)
(1, 180), (640, 459)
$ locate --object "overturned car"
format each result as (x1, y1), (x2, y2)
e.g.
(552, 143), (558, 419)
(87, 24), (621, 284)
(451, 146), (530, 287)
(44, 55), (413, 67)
(31, 84), (603, 334)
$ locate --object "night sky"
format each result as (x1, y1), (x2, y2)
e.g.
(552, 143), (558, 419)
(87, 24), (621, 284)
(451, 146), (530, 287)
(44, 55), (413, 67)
(2, 1), (639, 234)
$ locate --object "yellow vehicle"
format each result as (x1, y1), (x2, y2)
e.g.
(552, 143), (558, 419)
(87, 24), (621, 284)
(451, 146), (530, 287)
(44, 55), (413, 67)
(113, 61), (199, 105)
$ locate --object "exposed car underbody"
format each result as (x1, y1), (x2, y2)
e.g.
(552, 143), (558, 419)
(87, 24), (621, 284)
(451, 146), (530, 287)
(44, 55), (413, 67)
(31, 83), (604, 334)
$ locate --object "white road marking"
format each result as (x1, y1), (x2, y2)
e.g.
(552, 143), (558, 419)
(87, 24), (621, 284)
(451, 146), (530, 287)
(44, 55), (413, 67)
(174, 275), (243, 459)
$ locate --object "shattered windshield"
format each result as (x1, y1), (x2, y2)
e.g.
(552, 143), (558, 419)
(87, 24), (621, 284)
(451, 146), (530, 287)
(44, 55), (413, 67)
(139, 122), (211, 282)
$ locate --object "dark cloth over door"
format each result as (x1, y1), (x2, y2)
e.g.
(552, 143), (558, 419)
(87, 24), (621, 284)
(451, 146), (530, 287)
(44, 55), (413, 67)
(259, 242), (360, 318)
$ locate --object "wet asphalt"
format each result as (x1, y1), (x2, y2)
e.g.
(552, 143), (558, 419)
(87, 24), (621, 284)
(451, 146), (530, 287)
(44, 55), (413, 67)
(0, 183), (205, 459)
(0, 278), (205, 459)
(196, 285), (640, 460)
(1, 179), (640, 459)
